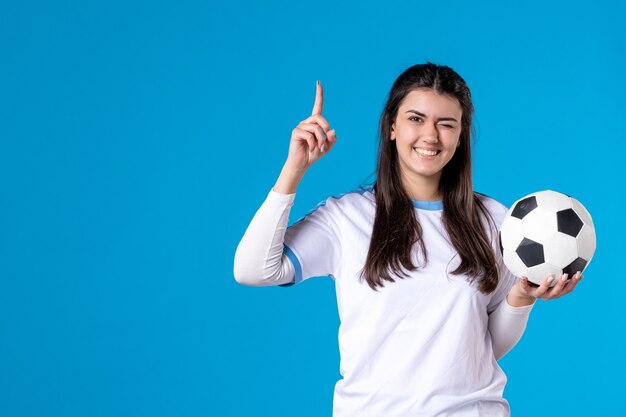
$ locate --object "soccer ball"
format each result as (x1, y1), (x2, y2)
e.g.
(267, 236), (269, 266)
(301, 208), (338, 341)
(498, 190), (596, 287)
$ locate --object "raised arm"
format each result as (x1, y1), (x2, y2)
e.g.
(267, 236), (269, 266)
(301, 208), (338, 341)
(233, 81), (338, 286)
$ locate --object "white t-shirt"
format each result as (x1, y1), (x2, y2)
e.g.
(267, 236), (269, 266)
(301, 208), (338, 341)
(234, 185), (534, 417)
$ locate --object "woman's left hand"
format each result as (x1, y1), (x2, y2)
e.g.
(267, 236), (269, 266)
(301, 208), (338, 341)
(518, 271), (584, 301)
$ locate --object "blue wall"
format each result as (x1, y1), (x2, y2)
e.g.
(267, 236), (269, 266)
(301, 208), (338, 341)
(1, 0), (624, 415)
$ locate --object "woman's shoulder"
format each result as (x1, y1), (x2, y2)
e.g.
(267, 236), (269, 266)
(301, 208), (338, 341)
(298, 184), (375, 222)
(474, 191), (509, 220)
(323, 183), (376, 209)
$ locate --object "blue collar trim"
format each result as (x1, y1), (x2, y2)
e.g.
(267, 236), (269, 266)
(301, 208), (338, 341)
(411, 199), (443, 210)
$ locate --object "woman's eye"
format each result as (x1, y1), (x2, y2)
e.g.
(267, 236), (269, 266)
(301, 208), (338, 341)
(409, 117), (454, 129)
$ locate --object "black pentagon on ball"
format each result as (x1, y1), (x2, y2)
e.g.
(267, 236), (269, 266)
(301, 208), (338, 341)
(516, 237), (544, 267)
(557, 208), (584, 237)
(563, 257), (588, 276)
(511, 196), (538, 219)
(498, 231), (504, 254)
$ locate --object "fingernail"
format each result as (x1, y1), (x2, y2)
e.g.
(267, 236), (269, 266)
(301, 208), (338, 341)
(547, 276), (554, 284)
(562, 273), (568, 282)
(320, 144), (326, 153)
(317, 80), (320, 85)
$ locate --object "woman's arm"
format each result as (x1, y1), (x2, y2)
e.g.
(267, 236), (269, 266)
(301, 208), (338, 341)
(489, 271), (585, 360)
(488, 291), (535, 360)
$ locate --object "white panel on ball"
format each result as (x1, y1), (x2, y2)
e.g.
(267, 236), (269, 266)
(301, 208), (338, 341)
(500, 216), (524, 248)
(522, 207), (557, 243)
(544, 233), (579, 267)
(535, 190), (573, 212)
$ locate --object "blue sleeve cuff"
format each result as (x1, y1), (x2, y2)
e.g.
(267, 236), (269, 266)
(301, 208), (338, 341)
(278, 244), (303, 287)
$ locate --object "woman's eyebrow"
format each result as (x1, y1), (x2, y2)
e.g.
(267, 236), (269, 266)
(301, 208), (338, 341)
(405, 109), (458, 122)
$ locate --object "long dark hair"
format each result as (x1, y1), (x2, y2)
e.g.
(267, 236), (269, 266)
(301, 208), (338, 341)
(359, 62), (499, 294)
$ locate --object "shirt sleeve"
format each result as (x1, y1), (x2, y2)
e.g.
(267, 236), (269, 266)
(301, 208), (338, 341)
(488, 295), (534, 360)
(488, 253), (535, 360)
(279, 192), (343, 287)
(233, 188), (297, 287)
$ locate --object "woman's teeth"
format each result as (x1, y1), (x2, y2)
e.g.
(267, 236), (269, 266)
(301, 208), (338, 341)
(413, 148), (439, 156)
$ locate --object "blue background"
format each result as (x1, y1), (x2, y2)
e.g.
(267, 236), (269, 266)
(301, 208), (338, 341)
(1, 0), (624, 416)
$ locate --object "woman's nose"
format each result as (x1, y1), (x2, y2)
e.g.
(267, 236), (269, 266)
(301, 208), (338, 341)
(422, 123), (439, 141)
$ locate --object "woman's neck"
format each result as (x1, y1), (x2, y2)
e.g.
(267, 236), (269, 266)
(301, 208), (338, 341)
(401, 172), (442, 201)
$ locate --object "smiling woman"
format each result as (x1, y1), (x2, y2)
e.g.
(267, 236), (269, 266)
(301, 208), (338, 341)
(232, 62), (569, 417)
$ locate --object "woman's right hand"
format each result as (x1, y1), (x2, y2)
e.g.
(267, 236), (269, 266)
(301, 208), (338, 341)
(285, 80), (337, 172)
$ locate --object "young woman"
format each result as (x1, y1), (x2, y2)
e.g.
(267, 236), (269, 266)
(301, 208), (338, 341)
(233, 62), (583, 417)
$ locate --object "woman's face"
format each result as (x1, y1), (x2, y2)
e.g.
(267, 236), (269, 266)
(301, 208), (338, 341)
(391, 88), (463, 190)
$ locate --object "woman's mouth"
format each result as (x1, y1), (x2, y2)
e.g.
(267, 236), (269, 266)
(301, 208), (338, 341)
(413, 147), (441, 158)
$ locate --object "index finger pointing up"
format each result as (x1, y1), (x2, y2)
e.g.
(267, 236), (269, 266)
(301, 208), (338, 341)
(312, 80), (324, 115)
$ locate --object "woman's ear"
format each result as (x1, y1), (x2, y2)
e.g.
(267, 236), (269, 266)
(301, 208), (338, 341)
(391, 123), (395, 140)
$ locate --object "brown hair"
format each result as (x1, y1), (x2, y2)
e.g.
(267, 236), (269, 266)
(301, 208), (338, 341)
(359, 62), (499, 294)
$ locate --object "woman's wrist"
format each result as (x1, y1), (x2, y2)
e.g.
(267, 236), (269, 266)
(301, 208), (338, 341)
(506, 282), (537, 307)
(273, 163), (306, 194)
